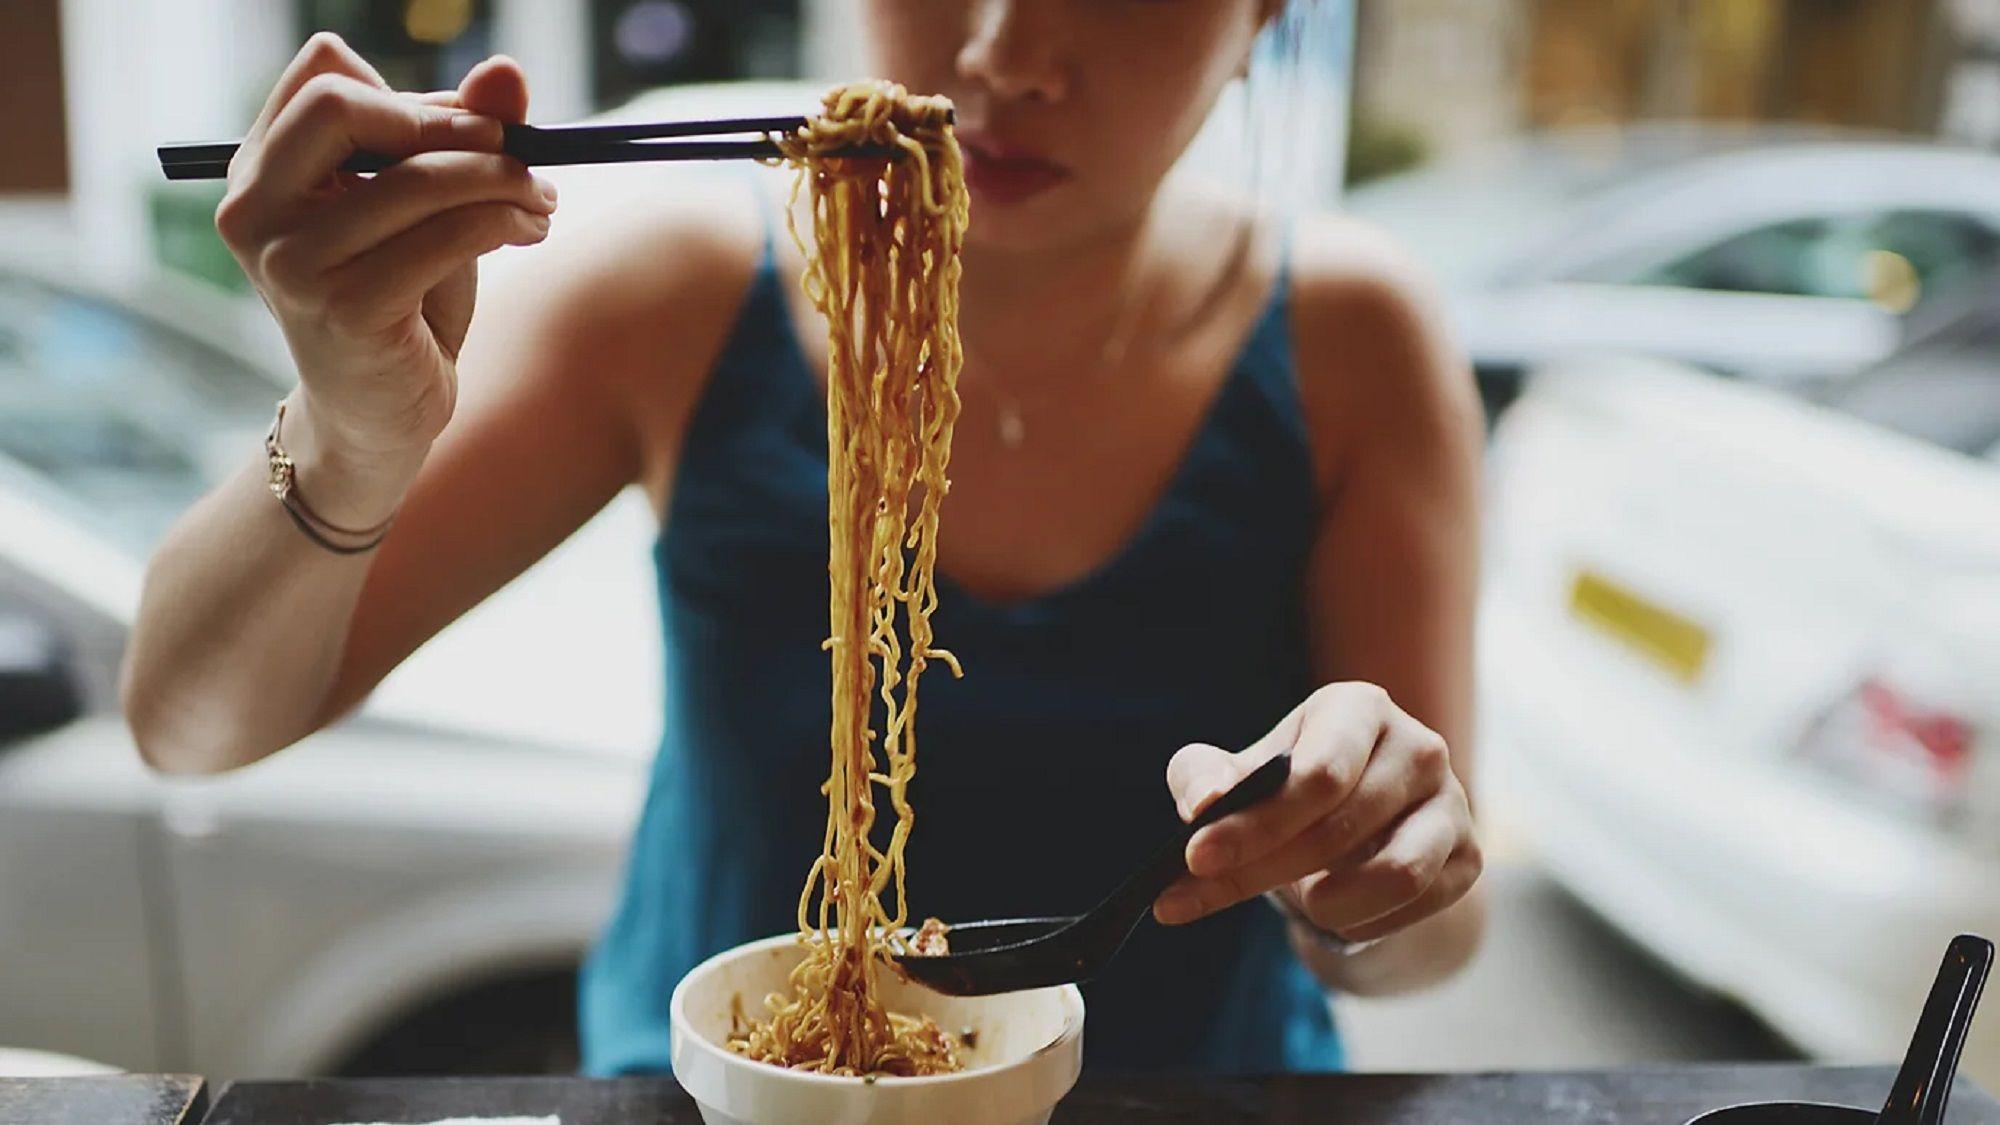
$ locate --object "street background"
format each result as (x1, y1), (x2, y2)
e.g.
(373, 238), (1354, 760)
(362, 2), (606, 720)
(3, 0), (1998, 1086)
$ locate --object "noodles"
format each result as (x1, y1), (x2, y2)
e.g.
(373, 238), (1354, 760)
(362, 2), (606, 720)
(725, 80), (970, 1077)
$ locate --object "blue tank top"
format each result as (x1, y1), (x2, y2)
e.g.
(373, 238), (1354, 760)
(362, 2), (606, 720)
(579, 213), (1343, 1076)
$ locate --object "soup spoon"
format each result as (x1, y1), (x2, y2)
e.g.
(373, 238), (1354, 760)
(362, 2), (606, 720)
(1686, 933), (1991, 1124)
(898, 752), (1292, 997)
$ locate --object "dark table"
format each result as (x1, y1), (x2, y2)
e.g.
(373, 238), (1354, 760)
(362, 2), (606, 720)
(202, 1066), (2000, 1123)
(0, 1074), (206, 1125)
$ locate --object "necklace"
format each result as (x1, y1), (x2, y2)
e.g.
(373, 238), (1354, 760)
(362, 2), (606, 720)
(996, 400), (1028, 451)
(964, 237), (1157, 452)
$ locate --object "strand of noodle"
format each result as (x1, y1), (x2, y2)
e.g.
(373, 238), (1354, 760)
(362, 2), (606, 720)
(727, 79), (968, 1077)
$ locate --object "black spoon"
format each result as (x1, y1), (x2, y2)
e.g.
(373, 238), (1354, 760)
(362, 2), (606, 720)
(1687, 933), (1993, 1124)
(897, 752), (1293, 997)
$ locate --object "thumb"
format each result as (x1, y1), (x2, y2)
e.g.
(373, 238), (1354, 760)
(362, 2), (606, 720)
(1165, 743), (1255, 823)
(457, 53), (530, 124)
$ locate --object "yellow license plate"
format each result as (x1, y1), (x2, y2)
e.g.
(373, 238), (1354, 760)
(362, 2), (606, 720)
(1568, 570), (1711, 684)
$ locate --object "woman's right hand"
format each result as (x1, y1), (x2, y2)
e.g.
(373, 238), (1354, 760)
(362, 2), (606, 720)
(214, 33), (557, 511)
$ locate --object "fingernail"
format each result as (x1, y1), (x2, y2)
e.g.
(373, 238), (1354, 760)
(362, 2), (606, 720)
(1183, 782), (1225, 821)
(1155, 886), (1202, 925)
(535, 177), (558, 206)
(1191, 838), (1237, 876)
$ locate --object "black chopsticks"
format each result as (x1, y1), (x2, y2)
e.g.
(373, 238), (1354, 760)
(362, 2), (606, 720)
(156, 111), (948, 181)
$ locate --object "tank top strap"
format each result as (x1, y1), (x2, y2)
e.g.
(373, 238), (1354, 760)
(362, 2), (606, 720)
(674, 191), (813, 469)
(1218, 219), (1311, 466)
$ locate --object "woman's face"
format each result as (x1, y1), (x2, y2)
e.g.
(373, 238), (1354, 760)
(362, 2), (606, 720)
(862, 0), (1269, 252)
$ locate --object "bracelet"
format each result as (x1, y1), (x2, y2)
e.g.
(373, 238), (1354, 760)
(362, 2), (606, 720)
(265, 401), (397, 554)
(1264, 890), (1379, 956)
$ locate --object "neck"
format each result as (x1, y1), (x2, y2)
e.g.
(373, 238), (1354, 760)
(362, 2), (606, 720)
(955, 205), (1158, 368)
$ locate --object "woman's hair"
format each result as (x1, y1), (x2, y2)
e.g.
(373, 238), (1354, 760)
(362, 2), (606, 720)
(1178, 0), (1357, 218)
(1162, 0), (1353, 340)
(1246, 0), (1356, 216)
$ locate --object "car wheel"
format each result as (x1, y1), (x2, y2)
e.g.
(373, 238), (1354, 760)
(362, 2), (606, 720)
(331, 968), (582, 1076)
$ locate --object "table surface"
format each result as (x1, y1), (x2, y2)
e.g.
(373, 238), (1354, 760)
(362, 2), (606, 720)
(0, 1074), (206, 1125)
(201, 1065), (2000, 1124)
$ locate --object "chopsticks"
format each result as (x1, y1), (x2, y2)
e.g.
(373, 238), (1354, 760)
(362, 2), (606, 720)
(156, 111), (948, 181)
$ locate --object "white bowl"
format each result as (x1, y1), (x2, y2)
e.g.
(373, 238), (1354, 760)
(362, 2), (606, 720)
(670, 933), (1085, 1125)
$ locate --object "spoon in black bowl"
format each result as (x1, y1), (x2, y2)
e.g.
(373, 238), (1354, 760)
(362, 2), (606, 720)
(897, 752), (1293, 997)
(1687, 933), (1992, 1125)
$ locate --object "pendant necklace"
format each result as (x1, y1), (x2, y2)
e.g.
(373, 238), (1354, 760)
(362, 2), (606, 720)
(971, 247), (1155, 452)
(996, 399), (1028, 451)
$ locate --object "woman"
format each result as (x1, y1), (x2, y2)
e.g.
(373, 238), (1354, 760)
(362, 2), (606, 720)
(124, 0), (1485, 1074)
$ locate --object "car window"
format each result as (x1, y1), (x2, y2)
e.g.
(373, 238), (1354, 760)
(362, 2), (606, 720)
(1634, 211), (2000, 310)
(0, 271), (276, 552)
(1344, 125), (1819, 289)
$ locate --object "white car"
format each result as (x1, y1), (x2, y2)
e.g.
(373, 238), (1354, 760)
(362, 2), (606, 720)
(1478, 289), (2000, 1086)
(0, 245), (653, 1078)
(1348, 126), (2000, 417)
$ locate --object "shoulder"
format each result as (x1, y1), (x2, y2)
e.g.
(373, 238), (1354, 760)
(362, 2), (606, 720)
(1283, 211), (1483, 496)
(471, 168), (775, 487)
(494, 166), (768, 355)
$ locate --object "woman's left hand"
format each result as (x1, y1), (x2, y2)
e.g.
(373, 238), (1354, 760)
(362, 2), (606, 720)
(1154, 682), (1481, 945)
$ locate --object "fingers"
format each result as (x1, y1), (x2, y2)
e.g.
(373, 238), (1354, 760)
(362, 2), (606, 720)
(1316, 832), (1483, 944)
(257, 74), (507, 203)
(1292, 790), (1467, 936)
(281, 150), (555, 271)
(315, 92), (459, 197)
(312, 201), (551, 336)
(243, 32), (389, 151)
(1182, 682), (1393, 877)
(1157, 735), (1430, 923)
(217, 78), (510, 255)
(1164, 742), (1254, 822)
(1154, 681), (1474, 939)
(455, 53), (531, 123)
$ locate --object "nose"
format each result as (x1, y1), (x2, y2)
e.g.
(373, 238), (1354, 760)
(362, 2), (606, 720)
(957, 0), (1070, 105)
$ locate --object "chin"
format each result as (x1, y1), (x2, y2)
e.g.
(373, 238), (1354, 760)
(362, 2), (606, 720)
(965, 212), (1066, 253)
(963, 191), (1128, 255)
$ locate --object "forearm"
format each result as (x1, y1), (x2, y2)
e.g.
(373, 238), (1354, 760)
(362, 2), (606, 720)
(121, 399), (424, 773)
(1291, 880), (1486, 997)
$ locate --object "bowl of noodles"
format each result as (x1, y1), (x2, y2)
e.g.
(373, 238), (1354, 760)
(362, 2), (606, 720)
(670, 933), (1085, 1125)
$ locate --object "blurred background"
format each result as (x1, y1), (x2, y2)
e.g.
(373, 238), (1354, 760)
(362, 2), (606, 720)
(3, 0), (1998, 1089)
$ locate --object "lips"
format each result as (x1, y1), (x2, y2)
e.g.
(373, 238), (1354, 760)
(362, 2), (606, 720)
(958, 134), (1070, 205)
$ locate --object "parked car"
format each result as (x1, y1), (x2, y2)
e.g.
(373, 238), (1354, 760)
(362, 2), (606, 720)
(0, 245), (650, 1078)
(1347, 125), (2000, 419)
(1477, 283), (2000, 1086)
